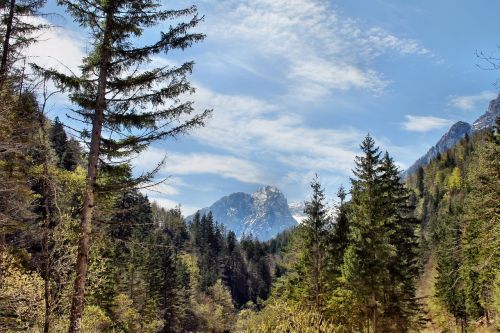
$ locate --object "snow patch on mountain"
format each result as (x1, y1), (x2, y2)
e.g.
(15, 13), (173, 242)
(187, 186), (298, 240)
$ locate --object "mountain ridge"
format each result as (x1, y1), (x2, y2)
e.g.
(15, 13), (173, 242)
(187, 186), (298, 240)
(403, 93), (500, 178)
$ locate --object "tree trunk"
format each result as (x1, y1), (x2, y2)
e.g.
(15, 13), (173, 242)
(372, 291), (378, 333)
(67, 8), (114, 333)
(314, 221), (321, 333)
(42, 159), (52, 333)
(43, 255), (52, 333)
(0, 0), (16, 285)
(0, 233), (4, 288)
(41, 124), (52, 333)
(0, 0), (16, 85)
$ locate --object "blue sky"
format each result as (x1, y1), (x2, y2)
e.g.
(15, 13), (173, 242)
(32, 0), (500, 214)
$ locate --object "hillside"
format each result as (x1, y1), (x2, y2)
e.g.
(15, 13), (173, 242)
(405, 123), (500, 332)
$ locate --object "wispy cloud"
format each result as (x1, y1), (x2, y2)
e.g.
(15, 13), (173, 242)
(190, 85), (363, 175)
(135, 147), (269, 185)
(448, 91), (497, 111)
(204, 0), (431, 100)
(26, 16), (85, 74)
(147, 197), (199, 216)
(402, 115), (453, 132)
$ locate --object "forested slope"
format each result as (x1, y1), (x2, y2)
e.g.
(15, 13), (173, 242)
(405, 123), (500, 332)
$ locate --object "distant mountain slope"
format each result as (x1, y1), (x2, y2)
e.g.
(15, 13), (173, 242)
(473, 93), (500, 131)
(403, 93), (500, 178)
(288, 201), (307, 223)
(403, 121), (472, 178)
(188, 186), (298, 240)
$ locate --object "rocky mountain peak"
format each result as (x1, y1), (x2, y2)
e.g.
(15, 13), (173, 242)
(473, 93), (500, 131)
(187, 186), (297, 240)
(435, 121), (471, 147)
(487, 94), (500, 114)
(403, 94), (500, 178)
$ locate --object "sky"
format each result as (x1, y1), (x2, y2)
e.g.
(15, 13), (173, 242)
(30, 0), (500, 215)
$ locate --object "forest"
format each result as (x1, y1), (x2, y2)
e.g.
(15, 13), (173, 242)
(0, 0), (499, 332)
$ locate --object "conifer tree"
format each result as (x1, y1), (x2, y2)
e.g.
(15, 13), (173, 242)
(49, 117), (69, 167)
(34, 1), (210, 331)
(342, 135), (394, 333)
(328, 185), (349, 276)
(300, 175), (330, 331)
(379, 152), (420, 332)
(0, 0), (47, 86)
(435, 212), (466, 328)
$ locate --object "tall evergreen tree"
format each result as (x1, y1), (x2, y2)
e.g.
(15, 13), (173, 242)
(0, 0), (47, 86)
(48, 117), (81, 171)
(34, 1), (210, 331)
(328, 185), (349, 277)
(435, 212), (466, 329)
(300, 175), (330, 332)
(342, 134), (394, 333)
(49, 116), (69, 167)
(379, 152), (420, 332)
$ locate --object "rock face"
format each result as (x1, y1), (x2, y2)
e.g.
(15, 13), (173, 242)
(288, 201), (307, 223)
(188, 186), (298, 241)
(403, 121), (472, 178)
(473, 94), (500, 131)
(403, 94), (500, 178)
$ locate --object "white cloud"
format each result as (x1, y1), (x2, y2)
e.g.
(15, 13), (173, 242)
(164, 153), (268, 184)
(147, 197), (199, 216)
(26, 17), (85, 75)
(144, 182), (180, 196)
(189, 85), (363, 175)
(205, 0), (430, 100)
(448, 91), (497, 111)
(402, 115), (453, 132)
(135, 146), (268, 184)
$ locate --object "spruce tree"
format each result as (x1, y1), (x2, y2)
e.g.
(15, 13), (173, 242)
(379, 152), (420, 332)
(435, 213), (466, 328)
(300, 175), (330, 331)
(342, 134), (394, 333)
(49, 116), (69, 167)
(328, 185), (349, 275)
(34, 1), (210, 331)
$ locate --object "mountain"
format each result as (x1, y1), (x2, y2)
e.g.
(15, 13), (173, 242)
(402, 121), (472, 178)
(473, 93), (500, 131)
(288, 201), (307, 223)
(403, 93), (500, 178)
(188, 186), (298, 240)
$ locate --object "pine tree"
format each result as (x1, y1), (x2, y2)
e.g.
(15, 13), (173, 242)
(300, 175), (330, 331)
(342, 134), (394, 333)
(34, 1), (210, 331)
(379, 152), (420, 332)
(328, 185), (349, 276)
(0, 0), (46, 287)
(49, 116), (69, 168)
(435, 212), (466, 328)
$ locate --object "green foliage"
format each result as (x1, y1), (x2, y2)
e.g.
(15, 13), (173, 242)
(237, 298), (340, 333)
(298, 176), (330, 311)
(342, 135), (398, 332)
(0, 253), (45, 331)
(406, 121), (500, 331)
